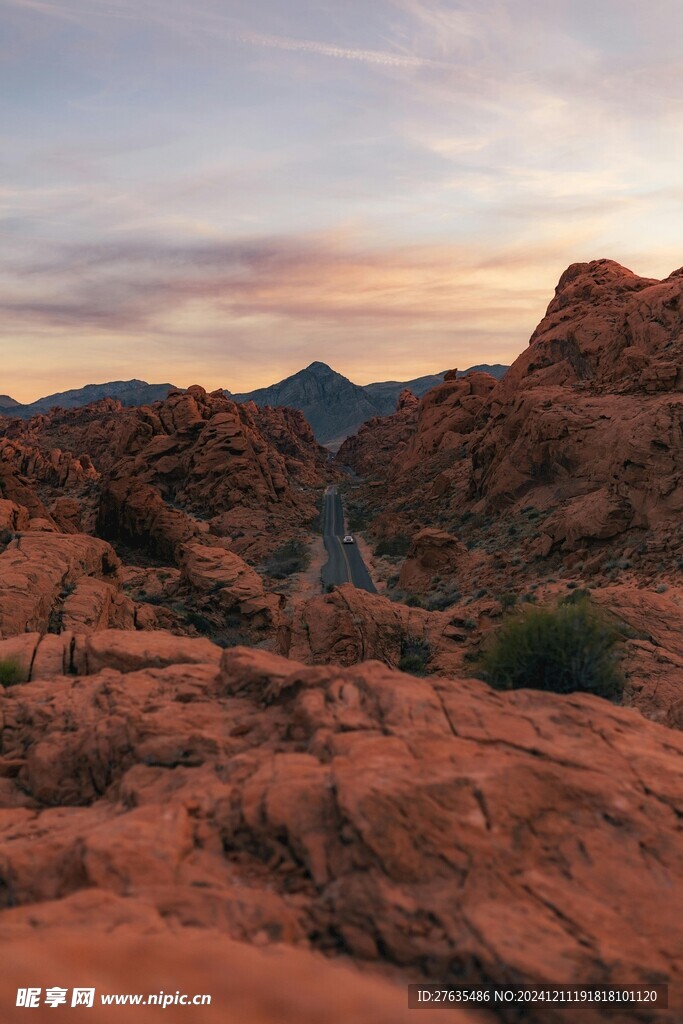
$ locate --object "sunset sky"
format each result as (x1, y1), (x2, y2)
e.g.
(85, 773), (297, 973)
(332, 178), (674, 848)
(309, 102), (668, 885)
(2, 0), (683, 401)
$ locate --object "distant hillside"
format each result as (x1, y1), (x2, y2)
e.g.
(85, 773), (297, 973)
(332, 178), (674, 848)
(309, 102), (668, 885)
(0, 395), (20, 412)
(0, 380), (177, 419)
(233, 362), (509, 447)
(232, 362), (379, 447)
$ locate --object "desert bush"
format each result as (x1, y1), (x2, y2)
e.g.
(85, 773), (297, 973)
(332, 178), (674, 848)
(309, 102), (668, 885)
(398, 637), (431, 676)
(561, 588), (591, 606)
(404, 594), (424, 608)
(425, 587), (461, 612)
(478, 600), (624, 698)
(0, 658), (24, 687)
(264, 540), (310, 578)
(0, 529), (14, 554)
(374, 535), (411, 558)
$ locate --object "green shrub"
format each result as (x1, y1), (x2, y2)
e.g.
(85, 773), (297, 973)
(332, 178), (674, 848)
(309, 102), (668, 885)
(404, 594), (424, 608)
(264, 540), (310, 579)
(0, 658), (24, 687)
(374, 535), (411, 558)
(398, 637), (431, 676)
(478, 600), (624, 698)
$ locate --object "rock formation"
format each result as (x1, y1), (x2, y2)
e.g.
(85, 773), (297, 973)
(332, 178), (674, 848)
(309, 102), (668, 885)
(337, 260), (683, 725)
(0, 643), (680, 1023)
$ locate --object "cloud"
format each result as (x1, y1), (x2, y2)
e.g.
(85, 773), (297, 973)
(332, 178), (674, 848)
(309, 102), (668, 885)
(231, 29), (438, 69)
(3, 0), (442, 70)
(1, 232), (569, 329)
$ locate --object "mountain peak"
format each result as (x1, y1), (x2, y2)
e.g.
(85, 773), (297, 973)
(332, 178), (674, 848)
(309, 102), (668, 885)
(304, 361), (336, 376)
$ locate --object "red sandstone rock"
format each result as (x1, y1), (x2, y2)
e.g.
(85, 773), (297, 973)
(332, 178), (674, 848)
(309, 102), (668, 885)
(181, 542), (283, 628)
(1, 926), (474, 1024)
(0, 500), (29, 533)
(335, 262), (683, 724)
(283, 584), (480, 675)
(0, 644), (680, 1023)
(399, 528), (471, 593)
(0, 532), (123, 639)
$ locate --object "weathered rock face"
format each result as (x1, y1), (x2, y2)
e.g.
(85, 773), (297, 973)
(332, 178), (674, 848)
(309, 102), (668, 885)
(283, 584), (495, 677)
(181, 542), (283, 629)
(341, 261), (682, 533)
(5, 387), (329, 564)
(336, 389), (421, 479)
(0, 628), (223, 682)
(0, 644), (680, 1023)
(590, 584), (683, 727)
(335, 261), (683, 723)
(95, 388), (328, 564)
(0, 531), (128, 640)
(0, 500), (29, 534)
(1, 386), (332, 645)
(399, 528), (471, 593)
(0, 436), (100, 534)
(474, 260), (682, 525)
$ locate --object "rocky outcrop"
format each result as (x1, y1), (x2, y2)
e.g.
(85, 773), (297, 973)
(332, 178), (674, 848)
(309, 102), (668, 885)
(0, 500), (29, 534)
(336, 389), (421, 479)
(337, 370), (497, 496)
(399, 528), (472, 593)
(92, 386), (327, 563)
(0, 644), (680, 1022)
(283, 584), (492, 675)
(335, 262), (683, 726)
(474, 260), (683, 519)
(0, 531), (126, 639)
(589, 584), (683, 728)
(0, 628), (222, 682)
(181, 542), (283, 628)
(6, 386), (329, 565)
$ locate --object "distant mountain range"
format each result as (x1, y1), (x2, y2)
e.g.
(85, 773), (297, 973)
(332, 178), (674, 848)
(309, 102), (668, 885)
(0, 380), (177, 419)
(0, 363), (508, 446)
(231, 361), (509, 447)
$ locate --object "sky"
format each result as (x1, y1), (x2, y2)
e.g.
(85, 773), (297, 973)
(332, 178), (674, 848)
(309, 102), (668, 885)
(2, 0), (683, 401)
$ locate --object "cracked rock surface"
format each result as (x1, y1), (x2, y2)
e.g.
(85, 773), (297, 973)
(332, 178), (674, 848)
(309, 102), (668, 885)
(1, 642), (681, 1022)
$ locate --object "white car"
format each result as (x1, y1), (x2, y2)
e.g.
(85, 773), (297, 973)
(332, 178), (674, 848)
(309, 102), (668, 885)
(342, 535), (355, 544)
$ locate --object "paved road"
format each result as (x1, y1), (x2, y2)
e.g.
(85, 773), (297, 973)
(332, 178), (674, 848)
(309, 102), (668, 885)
(321, 486), (377, 593)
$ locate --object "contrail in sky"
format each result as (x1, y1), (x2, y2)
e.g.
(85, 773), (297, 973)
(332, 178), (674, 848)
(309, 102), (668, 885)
(233, 29), (438, 68)
(3, 0), (442, 69)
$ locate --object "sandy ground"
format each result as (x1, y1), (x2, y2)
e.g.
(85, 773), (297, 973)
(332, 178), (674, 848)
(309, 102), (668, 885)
(286, 533), (327, 608)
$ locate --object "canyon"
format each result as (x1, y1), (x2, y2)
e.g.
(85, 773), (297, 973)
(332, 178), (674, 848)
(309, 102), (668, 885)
(0, 259), (681, 1021)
